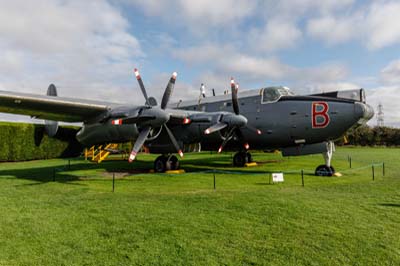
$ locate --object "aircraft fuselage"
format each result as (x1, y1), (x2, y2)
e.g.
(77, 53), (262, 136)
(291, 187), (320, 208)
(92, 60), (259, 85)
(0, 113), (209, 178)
(76, 87), (374, 153)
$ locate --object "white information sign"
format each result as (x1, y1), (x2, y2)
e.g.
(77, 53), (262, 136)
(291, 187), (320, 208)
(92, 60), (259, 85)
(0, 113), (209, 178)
(272, 173), (284, 183)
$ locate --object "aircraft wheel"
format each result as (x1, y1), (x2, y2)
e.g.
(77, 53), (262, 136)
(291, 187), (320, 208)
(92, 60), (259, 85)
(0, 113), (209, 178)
(166, 155), (180, 171)
(315, 165), (334, 176)
(154, 155), (167, 173)
(233, 152), (248, 167)
(330, 166), (335, 175)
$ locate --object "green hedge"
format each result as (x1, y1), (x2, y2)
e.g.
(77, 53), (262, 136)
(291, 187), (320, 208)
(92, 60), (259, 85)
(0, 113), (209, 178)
(0, 122), (83, 162)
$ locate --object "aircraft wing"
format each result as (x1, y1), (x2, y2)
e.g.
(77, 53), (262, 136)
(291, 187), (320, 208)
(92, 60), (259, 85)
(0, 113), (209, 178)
(0, 90), (118, 122)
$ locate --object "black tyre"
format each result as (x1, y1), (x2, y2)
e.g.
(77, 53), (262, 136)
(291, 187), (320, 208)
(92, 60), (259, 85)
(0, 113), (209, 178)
(315, 164), (333, 176)
(233, 152), (248, 167)
(166, 155), (180, 171)
(154, 156), (167, 173)
(330, 166), (336, 175)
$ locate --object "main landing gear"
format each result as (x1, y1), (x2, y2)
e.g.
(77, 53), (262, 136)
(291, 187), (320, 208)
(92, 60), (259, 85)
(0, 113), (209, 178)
(154, 155), (180, 173)
(315, 141), (336, 176)
(233, 151), (253, 167)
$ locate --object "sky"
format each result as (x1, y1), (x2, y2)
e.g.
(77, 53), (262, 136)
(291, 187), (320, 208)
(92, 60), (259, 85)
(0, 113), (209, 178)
(0, 0), (399, 127)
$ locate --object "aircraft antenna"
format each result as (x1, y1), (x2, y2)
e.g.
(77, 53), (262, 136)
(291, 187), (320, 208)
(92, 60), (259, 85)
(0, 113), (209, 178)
(377, 103), (384, 127)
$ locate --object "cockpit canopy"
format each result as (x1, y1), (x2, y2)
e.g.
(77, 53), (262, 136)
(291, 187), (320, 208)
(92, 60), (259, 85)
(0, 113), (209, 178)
(262, 86), (294, 103)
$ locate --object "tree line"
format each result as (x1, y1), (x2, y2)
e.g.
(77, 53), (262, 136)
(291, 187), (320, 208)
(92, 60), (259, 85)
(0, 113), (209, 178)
(337, 126), (400, 146)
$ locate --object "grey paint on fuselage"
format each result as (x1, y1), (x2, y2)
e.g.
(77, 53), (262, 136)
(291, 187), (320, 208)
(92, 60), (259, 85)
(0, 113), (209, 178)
(75, 87), (371, 153)
(168, 89), (369, 151)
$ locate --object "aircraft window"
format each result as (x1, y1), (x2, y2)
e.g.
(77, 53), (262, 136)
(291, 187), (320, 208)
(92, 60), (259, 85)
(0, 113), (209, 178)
(262, 87), (294, 103)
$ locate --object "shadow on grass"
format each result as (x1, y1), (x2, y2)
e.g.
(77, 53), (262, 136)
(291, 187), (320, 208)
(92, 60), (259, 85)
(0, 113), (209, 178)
(0, 155), (287, 184)
(0, 159), (153, 185)
(180, 156), (287, 174)
(378, 203), (400, 208)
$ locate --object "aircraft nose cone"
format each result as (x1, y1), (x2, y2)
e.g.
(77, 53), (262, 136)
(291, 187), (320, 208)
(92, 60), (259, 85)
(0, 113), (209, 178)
(355, 102), (374, 125)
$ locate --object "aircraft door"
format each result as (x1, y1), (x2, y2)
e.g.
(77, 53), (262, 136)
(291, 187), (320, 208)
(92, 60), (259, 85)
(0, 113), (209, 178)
(288, 104), (309, 144)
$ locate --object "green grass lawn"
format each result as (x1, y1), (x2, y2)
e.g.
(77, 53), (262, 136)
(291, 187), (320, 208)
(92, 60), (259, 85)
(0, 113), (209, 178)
(0, 147), (399, 265)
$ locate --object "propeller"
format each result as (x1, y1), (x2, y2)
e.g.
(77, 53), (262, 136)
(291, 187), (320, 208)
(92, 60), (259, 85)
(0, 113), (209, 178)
(114, 68), (183, 162)
(204, 78), (262, 153)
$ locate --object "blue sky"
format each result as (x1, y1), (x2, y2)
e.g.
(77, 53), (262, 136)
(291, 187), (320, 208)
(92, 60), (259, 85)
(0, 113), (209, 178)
(0, 0), (399, 126)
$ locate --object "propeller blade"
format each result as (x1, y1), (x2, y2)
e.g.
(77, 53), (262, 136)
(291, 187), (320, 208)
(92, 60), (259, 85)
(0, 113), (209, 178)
(218, 127), (236, 153)
(134, 68), (150, 106)
(230, 78), (240, 115)
(128, 126), (151, 162)
(164, 124), (184, 157)
(161, 72), (177, 110)
(204, 123), (228, 135)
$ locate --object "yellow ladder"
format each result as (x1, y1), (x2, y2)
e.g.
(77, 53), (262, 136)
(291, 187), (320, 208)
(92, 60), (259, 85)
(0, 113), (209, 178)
(84, 146), (96, 160)
(91, 143), (119, 163)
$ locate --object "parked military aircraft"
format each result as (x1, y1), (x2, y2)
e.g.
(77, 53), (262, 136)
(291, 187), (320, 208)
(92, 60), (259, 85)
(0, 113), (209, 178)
(0, 69), (374, 176)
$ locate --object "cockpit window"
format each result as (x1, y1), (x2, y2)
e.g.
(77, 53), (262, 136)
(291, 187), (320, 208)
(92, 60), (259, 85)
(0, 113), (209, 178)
(262, 86), (294, 103)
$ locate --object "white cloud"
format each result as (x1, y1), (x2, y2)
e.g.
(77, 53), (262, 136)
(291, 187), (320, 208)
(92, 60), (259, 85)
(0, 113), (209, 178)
(381, 59), (400, 85)
(366, 86), (400, 127)
(178, 0), (255, 26)
(269, 0), (355, 15)
(306, 1), (400, 50)
(125, 0), (256, 29)
(0, 0), (142, 103)
(306, 15), (362, 45)
(172, 43), (232, 65)
(249, 19), (302, 52)
(366, 1), (400, 49)
(174, 43), (350, 95)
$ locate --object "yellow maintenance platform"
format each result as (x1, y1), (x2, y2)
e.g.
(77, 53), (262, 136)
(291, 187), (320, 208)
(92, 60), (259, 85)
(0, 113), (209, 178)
(84, 144), (127, 163)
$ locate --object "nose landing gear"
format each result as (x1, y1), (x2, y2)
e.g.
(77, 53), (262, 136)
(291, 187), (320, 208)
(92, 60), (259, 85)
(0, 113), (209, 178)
(315, 141), (336, 176)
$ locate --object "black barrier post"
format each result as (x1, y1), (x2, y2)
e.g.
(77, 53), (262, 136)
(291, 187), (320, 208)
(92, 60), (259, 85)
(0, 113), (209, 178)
(301, 170), (304, 187)
(213, 173), (216, 190)
(53, 169), (56, 182)
(112, 173), (115, 192)
(372, 165), (375, 181)
(349, 157), (352, 168)
(383, 162), (385, 177)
